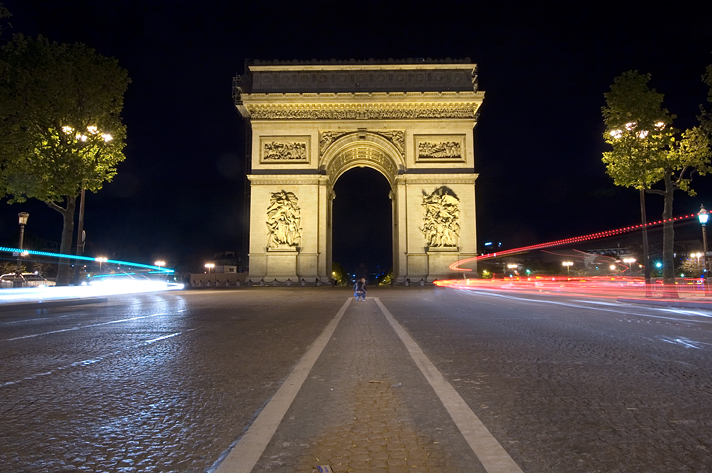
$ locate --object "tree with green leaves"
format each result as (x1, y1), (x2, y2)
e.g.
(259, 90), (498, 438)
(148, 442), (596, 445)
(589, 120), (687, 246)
(701, 64), (712, 134)
(0, 4), (11, 37)
(0, 34), (130, 285)
(602, 70), (711, 288)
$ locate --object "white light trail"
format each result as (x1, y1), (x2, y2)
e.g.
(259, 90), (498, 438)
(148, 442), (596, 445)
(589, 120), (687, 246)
(0, 331), (186, 388)
(1, 313), (169, 342)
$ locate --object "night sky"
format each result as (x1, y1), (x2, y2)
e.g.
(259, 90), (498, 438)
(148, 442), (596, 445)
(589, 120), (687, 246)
(1, 1), (711, 274)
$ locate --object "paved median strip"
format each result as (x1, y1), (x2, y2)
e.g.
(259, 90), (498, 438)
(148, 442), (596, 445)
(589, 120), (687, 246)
(375, 298), (524, 473)
(214, 298), (352, 473)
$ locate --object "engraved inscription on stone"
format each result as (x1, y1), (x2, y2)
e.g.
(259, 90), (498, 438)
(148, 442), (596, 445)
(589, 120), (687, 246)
(420, 187), (460, 248)
(418, 141), (461, 160)
(266, 190), (302, 248)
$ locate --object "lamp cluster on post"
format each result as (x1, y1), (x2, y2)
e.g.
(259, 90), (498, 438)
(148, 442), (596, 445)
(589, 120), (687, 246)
(698, 205), (709, 294)
(63, 125), (113, 285)
(16, 212), (29, 286)
(608, 121), (662, 297)
(95, 256), (108, 274)
(155, 261), (166, 280)
(622, 257), (637, 274)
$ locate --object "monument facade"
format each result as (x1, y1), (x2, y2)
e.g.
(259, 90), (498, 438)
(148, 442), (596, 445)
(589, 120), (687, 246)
(233, 59), (484, 283)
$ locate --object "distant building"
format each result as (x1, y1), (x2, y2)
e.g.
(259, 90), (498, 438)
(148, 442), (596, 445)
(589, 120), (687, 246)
(213, 251), (247, 273)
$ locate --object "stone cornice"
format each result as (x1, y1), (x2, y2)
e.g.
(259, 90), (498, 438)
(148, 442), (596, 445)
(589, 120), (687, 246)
(247, 57), (473, 66)
(396, 173), (478, 185)
(248, 174), (329, 186)
(248, 63), (477, 72)
(235, 63), (480, 97)
(241, 90), (484, 103)
(239, 99), (483, 121)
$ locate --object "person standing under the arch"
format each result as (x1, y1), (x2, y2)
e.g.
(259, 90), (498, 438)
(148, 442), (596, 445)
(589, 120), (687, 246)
(353, 278), (367, 301)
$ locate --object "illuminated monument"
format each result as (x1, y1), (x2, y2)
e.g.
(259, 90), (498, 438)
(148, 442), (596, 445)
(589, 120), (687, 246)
(233, 59), (484, 283)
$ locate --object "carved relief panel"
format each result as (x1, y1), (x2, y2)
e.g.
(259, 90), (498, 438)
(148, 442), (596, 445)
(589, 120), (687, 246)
(260, 136), (311, 163)
(414, 135), (466, 163)
(420, 187), (460, 248)
(266, 190), (302, 248)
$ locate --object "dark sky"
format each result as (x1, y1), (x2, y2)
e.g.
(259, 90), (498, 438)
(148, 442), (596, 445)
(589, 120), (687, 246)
(1, 0), (712, 273)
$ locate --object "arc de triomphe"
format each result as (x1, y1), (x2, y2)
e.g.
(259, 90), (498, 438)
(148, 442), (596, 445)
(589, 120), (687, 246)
(233, 59), (484, 284)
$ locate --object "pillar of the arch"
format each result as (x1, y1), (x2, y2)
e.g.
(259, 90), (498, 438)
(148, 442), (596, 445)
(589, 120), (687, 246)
(394, 177), (409, 283)
(396, 173), (478, 283)
(247, 175), (329, 284)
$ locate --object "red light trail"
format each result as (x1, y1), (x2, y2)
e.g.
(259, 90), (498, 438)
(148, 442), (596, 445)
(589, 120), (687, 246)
(434, 275), (709, 302)
(440, 213), (710, 303)
(450, 213), (699, 272)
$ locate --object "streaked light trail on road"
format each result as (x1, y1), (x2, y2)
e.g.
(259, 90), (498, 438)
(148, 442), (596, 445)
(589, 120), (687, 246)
(449, 213), (699, 272)
(0, 331), (185, 388)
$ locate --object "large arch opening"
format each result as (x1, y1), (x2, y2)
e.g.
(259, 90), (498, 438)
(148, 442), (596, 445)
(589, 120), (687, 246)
(332, 167), (392, 283)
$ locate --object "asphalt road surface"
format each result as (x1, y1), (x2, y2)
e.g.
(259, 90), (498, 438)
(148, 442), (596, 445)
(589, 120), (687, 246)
(1, 287), (711, 472)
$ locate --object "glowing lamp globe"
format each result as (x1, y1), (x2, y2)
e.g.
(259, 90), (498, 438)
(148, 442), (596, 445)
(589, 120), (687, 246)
(698, 205), (709, 225)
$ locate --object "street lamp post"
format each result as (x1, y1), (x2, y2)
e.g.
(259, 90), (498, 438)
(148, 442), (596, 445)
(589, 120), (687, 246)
(562, 261), (573, 277)
(609, 123), (657, 296)
(205, 263), (215, 286)
(64, 125), (113, 285)
(623, 257), (637, 274)
(155, 260), (166, 280)
(95, 257), (108, 274)
(16, 212), (29, 286)
(698, 204), (709, 295)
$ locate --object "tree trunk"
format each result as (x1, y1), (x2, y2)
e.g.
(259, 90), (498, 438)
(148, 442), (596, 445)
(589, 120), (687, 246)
(48, 196), (76, 286)
(661, 172), (678, 297)
(640, 189), (651, 297)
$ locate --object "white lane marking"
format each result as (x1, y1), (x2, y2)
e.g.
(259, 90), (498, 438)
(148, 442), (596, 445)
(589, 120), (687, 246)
(659, 308), (712, 318)
(0, 331), (184, 387)
(658, 336), (705, 349)
(571, 299), (622, 306)
(460, 290), (712, 325)
(214, 298), (352, 473)
(1, 313), (169, 342)
(375, 298), (524, 473)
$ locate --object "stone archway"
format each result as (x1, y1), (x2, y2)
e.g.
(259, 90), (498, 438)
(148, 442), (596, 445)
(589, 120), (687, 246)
(330, 166), (393, 281)
(234, 59), (484, 284)
(321, 135), (402, 281)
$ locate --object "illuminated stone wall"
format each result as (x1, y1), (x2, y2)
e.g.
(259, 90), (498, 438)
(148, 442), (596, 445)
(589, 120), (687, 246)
(234, 60), (484, 283)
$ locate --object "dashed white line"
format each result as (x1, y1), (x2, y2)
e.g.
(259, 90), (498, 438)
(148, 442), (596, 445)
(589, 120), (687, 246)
(1, 313), (170, 342)
(375, 298), (524, 473)
(658, 336), (706, 349)
(214, 298), (352, 473)
(0, 331), (185, 387)
(460, 290), (712, 325)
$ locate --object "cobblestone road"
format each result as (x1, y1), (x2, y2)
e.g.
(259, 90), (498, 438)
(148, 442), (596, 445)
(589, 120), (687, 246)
(251, 298), (481, 473)
(0, 290), (344, 472)
(377, 289), (712, 472)
(1, 287), (711, 472)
